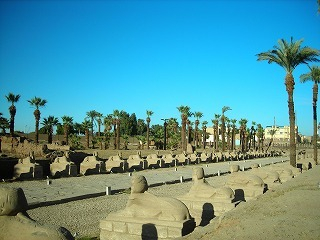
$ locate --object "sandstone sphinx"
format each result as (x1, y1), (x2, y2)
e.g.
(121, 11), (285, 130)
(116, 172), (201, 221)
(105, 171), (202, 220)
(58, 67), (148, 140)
(0, 187), (73, 240)
(175, 151), (190, 165)
(100, 175), (195, 239)
(250, 163), (281, 190)
(178, 167), (236, 226)
(127, 151), (147, 171)
(106, 152), (128, 173)
(162, 153), (178, 167)
(146, 153), (165, 168)
(225, 165), (266, 201)
(50, 151), (77, 178)
(13, 152), (43, 180)
(80, 151), (106, 175)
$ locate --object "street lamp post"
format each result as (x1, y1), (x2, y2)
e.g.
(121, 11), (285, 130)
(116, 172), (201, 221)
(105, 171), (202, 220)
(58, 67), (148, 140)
(161, 119), (168, 150)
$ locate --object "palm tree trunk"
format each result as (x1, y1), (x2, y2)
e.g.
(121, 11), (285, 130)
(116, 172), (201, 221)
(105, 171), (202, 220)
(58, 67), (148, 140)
(221, 118), (225, 152)
(313, 83), (318, 165)
(146, 120), (150, 150)
(285, 73), (297, 167)
(9, 106), (16, 137)
(181, 117), (186, 151)
(34, 109), (40, 144)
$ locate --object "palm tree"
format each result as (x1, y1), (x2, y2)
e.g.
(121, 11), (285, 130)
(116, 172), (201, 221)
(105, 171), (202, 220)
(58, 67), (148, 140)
(42, 116), (59, 144)
(61, 116), (73, 145)
(194, 112), (203, 148)
(212, 114), (220, 151)
(28, 97), (47, 143)
(96, 112), (103, 137)
(113, 110), (121, 150)
(249, 121), (256, 150)
(103, 114), (113, 149)
(257, 38), (319, 167)
(256, 124), (264, 151)
(225, 117), (231, 150)
(239, 118), (248, 152)
(5, 93), (20, 136)
(266, 128), (277, 152)
(202, 121), (208, 149)
(231, 119), (237, 150)
(177, 105), (191, 151)
(86, 110), (99, 138)
(146, 110), (154, 149)
(81, 119), (92, 148)
(221, 106), (231, 152)
(300, 65), (320, 165)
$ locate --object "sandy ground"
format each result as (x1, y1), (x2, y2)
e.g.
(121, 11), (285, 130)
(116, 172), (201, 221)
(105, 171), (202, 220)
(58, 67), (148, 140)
(178, 165), (320, 240)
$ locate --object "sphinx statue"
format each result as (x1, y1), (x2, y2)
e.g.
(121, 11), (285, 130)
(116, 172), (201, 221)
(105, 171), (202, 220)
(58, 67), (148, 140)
(111, 175), (190, 221)
(184, 167), (234, 199)
(100, 175), (195, 239)
(226, 164), (266, 201)
(0, 187), (74, 240)
(178, 167), (235, 225)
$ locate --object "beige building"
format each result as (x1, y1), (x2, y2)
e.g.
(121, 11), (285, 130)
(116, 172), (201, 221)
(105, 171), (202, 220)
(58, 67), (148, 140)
(264, 125), (298, 142)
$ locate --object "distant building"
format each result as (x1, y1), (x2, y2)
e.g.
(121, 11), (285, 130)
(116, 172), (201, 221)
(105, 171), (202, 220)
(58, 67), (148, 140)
(264, 125), (299, 142)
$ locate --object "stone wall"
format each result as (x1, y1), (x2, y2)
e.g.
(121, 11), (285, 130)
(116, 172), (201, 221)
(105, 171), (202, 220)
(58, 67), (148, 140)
(0, 136), (46, 157)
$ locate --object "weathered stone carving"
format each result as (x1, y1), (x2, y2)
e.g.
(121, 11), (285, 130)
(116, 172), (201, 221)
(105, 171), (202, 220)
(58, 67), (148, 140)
(100, 175), (195, 239)
(106, 152), (128, 173)
(127, 151), (147, 171)
(250, 163), (281, 190)
(0, 187), (74, 240)
(50, 151), (77, 177)
(80, 151), (106, 175)
(178, 167), (236, 225)
(13, 152), (43, 179)
(146, 153), (165, 168)
(226, 165), (266, 201)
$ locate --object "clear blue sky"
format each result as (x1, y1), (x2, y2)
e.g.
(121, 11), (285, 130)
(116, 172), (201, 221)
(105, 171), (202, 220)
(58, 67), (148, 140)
(0, 0), (319, 136)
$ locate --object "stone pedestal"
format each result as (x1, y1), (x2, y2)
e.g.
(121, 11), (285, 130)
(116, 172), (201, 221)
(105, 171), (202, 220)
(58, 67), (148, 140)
(178, 197), (237, 226)
(100, 216), (195, 240)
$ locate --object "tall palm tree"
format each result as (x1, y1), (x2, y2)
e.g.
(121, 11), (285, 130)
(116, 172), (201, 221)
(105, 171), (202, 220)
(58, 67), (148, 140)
(28, 97), (47, 143)
(257, 38), (319, 167)
(231, 119), (237, 150)
(86, 110), (99, 138)
(113, 110), (121, 150)
(212, 114), (221, 151)
(221, 106), (231, 152)
(81, 119), (92, 149)
(225, 117), (231, 150)
(239, 118), (248, 152)
(96, 112), (103, 137)
(249, 121), (256, 150)
(300, 65), (320, 165)
(256, 124), (264, 151)
(61, 115), (73, 145)
(5, 93), (20, 136)
(202, 121), (208, 149)
(177, 105), (191, 151)
(266, 128), (277, 152)
(103, 114), (113, 149)
(42, 116), (59, 144)
(194, 112), (203, 148)
(146, 110), (154, 149)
